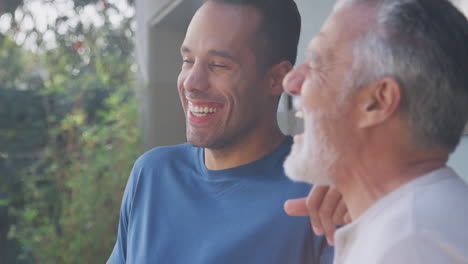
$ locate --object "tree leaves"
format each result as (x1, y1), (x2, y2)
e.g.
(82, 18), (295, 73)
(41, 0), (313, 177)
(1, 0), (140, 262)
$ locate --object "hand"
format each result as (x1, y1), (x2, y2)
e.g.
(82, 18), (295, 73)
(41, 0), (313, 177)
(284, 186), (351, 246)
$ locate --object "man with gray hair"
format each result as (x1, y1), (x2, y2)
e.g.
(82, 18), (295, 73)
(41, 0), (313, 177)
(283, 0), (468, 263)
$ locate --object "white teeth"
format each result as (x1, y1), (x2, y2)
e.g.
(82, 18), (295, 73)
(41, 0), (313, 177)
(292, 96), (304, 119)
(293, 96), (303, 110)
(188, 102), (218, 115)
(295, 110), (304, 119)
(193, 112), (208, 117)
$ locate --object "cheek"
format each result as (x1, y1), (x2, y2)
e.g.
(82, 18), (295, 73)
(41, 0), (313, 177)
(236, 84), (261, 110)
(302, 81), (339, 115)
(216, 68), (260, 108)
(301, 81), (320, 111)
(176, 73), (187, 107)
(177, 72), (187, 95)
(176, 72), (184, 91)
(218, 76), (248, 100)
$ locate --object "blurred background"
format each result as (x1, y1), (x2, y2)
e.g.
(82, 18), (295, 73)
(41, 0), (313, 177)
(0, 0), (139, 263)
(0, 0), (467, 263)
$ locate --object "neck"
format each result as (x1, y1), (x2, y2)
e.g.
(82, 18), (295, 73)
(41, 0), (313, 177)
(204, 125), (285, 170)
(336, 147), (449, 220)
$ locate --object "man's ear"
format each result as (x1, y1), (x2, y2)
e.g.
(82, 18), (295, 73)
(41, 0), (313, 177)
(358, 77), (402, 128)
(267, 61), (293, 97)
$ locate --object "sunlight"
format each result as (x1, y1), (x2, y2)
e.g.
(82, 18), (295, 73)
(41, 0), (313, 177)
(0, 0), (135, 51)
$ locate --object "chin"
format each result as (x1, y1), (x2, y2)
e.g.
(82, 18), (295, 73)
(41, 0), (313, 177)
(187, 134), (208, 148)
(186, 131), (225, 149)
(187, 137), (212, 148)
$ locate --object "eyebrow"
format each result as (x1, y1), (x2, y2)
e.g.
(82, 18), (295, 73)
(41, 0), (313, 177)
(180, 46), (237, 62)
(207, 50), (236, 62)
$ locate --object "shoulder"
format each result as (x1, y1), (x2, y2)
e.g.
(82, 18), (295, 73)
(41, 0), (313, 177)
(122, 143), (198, 202)
(377, 169), (468, 237)
(411, 170), (468, 231)
(372, 171), (468, 263)
(377, 232), (468, 264)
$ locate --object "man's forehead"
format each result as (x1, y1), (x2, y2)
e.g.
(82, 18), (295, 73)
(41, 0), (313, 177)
(182, 2), (261, 58)
(332, 4), (376, 37)
(308, 5), (375, 50)
(181, 45), (240, 62)
(181, 35), (244, 58)
(192, 1), (261, 30)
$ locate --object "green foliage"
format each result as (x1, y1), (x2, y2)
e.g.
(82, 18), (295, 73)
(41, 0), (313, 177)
(0, 38), (43, 90)
(9, 92), (140, 263)
(0, 1), (141, 263)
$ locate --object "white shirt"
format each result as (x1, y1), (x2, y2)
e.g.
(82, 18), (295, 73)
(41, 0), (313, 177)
(334, 167), (468, 264)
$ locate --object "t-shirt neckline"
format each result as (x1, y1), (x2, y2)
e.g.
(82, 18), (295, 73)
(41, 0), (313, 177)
(195, 136), (293, 182)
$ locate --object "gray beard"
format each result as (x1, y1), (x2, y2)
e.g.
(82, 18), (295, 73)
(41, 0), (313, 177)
(283, 114), (338, 186)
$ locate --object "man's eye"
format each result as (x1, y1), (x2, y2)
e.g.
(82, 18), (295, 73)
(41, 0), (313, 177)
(183, 59), (194, 64)
(210, 63), (228, 68)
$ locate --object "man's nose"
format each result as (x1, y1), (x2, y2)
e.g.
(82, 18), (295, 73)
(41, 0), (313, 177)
(183, 63), (209, 92)
(283, 64), (306, 96)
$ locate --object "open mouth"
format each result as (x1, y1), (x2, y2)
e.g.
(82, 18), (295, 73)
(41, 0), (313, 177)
(295, 110), (304, 119)
(188, 101), (221, 118)
(292, 96), (304, 119)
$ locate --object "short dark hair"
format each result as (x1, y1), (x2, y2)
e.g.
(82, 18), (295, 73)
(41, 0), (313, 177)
(207, 0), (301, 69)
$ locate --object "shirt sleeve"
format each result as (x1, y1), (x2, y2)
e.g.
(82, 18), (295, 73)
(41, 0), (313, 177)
(107, 163), (141, 264)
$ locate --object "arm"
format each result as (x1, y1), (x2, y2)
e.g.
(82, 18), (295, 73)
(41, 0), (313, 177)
(107, 164), (140, 264)
(107, 203), (129, 264)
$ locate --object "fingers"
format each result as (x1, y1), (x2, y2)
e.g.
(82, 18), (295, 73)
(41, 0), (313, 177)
(284, 198), (308, 216)
(284, 186), (352, 246)
(305, 186), (329, 236)
(344, 212), (352, 224)
(332, 197), (348, 226)
(311, 187), (342, 245)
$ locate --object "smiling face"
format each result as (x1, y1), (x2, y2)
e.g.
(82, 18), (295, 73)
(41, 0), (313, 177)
(177, 2), (273, 149)
(283, 5), (372, 185)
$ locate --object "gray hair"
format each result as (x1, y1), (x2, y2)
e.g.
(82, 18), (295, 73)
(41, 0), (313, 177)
(336, 0), (468, 151)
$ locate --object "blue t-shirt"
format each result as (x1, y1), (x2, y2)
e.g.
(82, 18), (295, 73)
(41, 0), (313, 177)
(108, 136), (333, 263)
